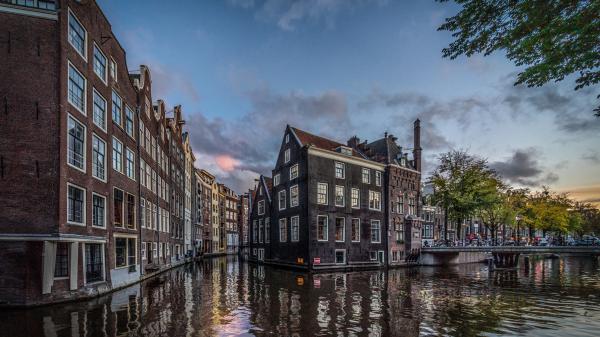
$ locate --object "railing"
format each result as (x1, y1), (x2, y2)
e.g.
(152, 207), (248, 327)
(68, 149), (84, 169)
(92, 163), (105, 180)
(0, 0), (57, 11)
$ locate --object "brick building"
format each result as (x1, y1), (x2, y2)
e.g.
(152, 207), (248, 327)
(195, 169), (214, 254)
(0, 0), (194, 305)
(237, 192), (250, 259)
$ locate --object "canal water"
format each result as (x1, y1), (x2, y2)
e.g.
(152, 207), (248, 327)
(2, 256), (600, 337)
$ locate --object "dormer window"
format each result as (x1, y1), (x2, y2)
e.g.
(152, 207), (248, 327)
(285, 134), (290, 144)
(336, 146), (353, 156)
(284, 149), (290, 163)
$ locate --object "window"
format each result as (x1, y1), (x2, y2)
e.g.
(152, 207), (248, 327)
(279, 218), (287, 242)
(335, 250), (346, 264)
(125, 193), (135, 230)
(252, 220), (257, 243)
(258, 200), (265, 215)
(54, 243), (69, 278)
(115, 237), (136, 270)
(68, 64), (86, 113)
(112, 137), (123, 172)
(396, 195), (404, 214)
(290, 164), (299, 180)
(317, 215), (328, 241)
(284, 149), (290, 163)
(335, 162), (345, 179)
(408, 196), (416, 215)
(370, 251), (377, 261)
(93, 44), (107, 82)
(362, 168), (370, 184)
(141, 242), (146, 261)
(335, 217), (345, 242)
(423, 224), (433, 238)
(258, 219), (263, 243)
(291, 216), (299, 242)
(140, 198), (146, 228)
(351, 218), (360, 242)
(67, 115), (85, 171)
(375, 171), (382, 186)
(265, 218), (270, 243)
(92, 193), (106, 228)
(85, 243), (103, 283)
(317, 183), (328, 205)
(125, 105), (134, 138)
(67, 184), (85, 225)
(93, 90), (106, 130)
(112, 91), (122, 126)
(369, 191), (381, 211)
(113, 188), (123, 227)
(274, 174), (280, 186)
(351, 188), (360, 208)
(392, 251), (398, 262)
(285, 133), (290, 143)
(68, 11), (86, 59)
(290, 185), (299, 207)
(110, 58), (117, 81)
(125, 148), (135, 180)
(279, 190), (286, 210)
(335, 186), (345, 207)
(371, 220), (381, 243)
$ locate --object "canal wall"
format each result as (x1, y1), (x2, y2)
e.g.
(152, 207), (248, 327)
(419, 251), (489, 266)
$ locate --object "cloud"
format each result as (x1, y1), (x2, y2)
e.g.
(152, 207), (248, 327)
(186, 86), (351, 192)
(490, 148), (559, 187)
(227, 0), (389, 31)
(557, 184), (600, 208)
(582, 150), (600, 164)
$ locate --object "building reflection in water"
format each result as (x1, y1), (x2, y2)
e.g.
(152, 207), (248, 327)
(1, 255), (599, 337)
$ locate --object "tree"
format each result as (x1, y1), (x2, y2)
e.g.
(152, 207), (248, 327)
(573, 202), (600, 236)
(478, 186), (514, 244)
(428, 150), (500, 241)
(438, 0), (600, 116)
(528, 188), (572, 237)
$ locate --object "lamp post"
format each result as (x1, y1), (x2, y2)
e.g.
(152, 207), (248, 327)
(515, 215), (522, 246)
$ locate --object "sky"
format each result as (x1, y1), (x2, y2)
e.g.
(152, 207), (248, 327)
(99, 0), (600, 206)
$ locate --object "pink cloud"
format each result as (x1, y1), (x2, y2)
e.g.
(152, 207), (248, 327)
(215, 154), (239, 172)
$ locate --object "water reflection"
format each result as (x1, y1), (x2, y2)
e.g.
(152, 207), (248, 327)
(2, 255), (600, 336)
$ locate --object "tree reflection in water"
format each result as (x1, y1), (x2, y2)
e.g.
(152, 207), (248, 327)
(1, 255), (599, 336)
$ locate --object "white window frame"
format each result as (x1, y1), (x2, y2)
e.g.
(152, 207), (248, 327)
(290, 164), (299, 180)
(335, 217), (345, 242)
(371, 220), (381, 243)
(279, 218), (287, 242)
(290, 215), (299, 242)
(67, 113), (86, 173)
(258, 200), (265, 215)
(274, 173), (280, 186)
(125, 104), (135, 139)
(351, 188), (360, 209)
(335, 185), (345, 207)
(335, 249), (346, 265)
(91, 192), (106, 229)
(285, 133), (290, 143)
(125, 147), (135, 180)
(66, 182), (86, 226)
(68, 8), (87, 61)
(317, 182), (328, 205)
(335, 162), (345, 179)
(351, 218), (361, 242)
(92, 42), (107, 84)
(317, 215), (328, 241)
(114, 235), (137, 269)
(290, 185), (299, 207)
(110, 57), (117, 82)
(67, 61), (86, 115)
(92, 88), (107, 132)
(284, 149), (290, 163)
(369, 190), (381, 211)
(82, 243), (105, 285)
(111, 90), (122, 127)
(375, 171), (382, 186)
(112, 136), (123, 173)
(278, 190), (286, 211)
(362, 168), (371, 184)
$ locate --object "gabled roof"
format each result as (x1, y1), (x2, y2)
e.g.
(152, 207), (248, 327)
(259, 175), (272, 203)
(289, 126), (366, 159)
(366, 136), (416, 170)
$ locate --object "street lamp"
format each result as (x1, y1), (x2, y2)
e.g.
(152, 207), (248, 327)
(515, 215), (522, 246)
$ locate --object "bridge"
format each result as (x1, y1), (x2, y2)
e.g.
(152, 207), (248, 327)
(419, 246), (600, 269)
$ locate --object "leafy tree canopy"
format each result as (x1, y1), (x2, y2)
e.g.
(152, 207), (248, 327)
(438, 0), (600, 115)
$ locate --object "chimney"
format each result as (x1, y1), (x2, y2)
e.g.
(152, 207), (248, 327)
(413, 119), (422, 172)
(347, 136), (360, 149)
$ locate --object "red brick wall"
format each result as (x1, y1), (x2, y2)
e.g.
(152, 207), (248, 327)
(0, 11), (60, 234)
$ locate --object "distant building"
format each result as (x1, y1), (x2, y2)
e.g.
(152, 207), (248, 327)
(238, 192), (250, 259)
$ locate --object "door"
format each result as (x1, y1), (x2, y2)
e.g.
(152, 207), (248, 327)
(378, 251), (385, 264)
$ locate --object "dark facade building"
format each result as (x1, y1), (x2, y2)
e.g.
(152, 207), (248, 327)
(249, 176), (272, 263)
(249, 121), (422, 270)
(0, 0), (194, 306)
(237, 192), (250, 259)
